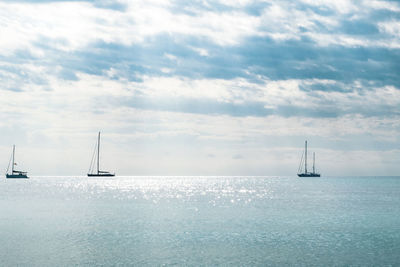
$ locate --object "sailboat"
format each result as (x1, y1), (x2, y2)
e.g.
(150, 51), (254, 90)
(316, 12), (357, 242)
(6, 145), (28, 179)
(297, 141), (320, 177)
(87, 132), (115, 177)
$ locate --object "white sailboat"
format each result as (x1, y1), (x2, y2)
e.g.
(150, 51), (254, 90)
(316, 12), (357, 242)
(297, 141), (320, 177)
(6, 145), (28, 179)
(87, 132), (115, 177)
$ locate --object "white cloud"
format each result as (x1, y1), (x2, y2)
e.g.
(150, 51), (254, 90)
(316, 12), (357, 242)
(2, 71), (399, 146)
(0, 0), (261, 57)
(379, 20), (400, 37)
(299, 0), (359, 14)
(365, 0), (400, 12)
(1, 0), (399, 60)
(255, 1), (400, 48)
(191, 47), (210, 57)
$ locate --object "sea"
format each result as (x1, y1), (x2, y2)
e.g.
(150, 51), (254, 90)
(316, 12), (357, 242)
(1, 176), (399, 266)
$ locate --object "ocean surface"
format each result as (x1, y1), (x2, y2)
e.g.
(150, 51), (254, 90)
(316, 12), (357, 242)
(1, 176), (399, 266)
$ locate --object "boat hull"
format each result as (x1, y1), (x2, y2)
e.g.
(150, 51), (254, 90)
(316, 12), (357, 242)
(6, 174), (28, 179)
(87, 173), (115, 177)
(298, 173), (320, 177)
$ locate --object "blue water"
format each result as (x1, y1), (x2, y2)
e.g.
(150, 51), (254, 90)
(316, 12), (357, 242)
(1, 176), (400, 266)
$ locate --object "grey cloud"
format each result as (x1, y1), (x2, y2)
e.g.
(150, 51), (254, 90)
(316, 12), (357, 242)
(121, 96), (273, 117)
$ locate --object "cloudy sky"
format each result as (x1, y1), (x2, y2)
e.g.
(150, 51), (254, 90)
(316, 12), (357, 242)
(0, 0), (399, 176)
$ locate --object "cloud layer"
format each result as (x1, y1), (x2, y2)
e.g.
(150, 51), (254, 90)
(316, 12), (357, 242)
(0, 0), (399, 175)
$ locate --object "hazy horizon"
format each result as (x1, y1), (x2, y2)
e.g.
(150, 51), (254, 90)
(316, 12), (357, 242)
(1, 0), (399, 176)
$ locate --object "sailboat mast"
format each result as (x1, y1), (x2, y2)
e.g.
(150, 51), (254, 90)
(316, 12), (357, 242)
(313, 152), (315, 174)
(97, 132), (100, 174)
(12, 145), (15, 174)
(305, 141), (307, 173)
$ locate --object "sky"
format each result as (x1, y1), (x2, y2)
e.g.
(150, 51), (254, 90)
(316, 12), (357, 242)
(0, 0), (399, 176)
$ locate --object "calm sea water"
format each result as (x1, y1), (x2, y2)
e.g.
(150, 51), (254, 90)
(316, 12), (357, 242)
(0, 176), (399, 266)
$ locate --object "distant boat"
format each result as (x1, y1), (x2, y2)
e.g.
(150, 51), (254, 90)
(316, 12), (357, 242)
(297, 141), (320, 177)
(6, 145), (28, 179)
(87, 132), (115, 177)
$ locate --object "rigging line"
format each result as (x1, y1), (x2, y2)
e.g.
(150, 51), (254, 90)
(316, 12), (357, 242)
(298, 150), (304, 173)
(88, 141), (97, 174)
(91, 140), (97, 173)
(5, 153), (12, 175)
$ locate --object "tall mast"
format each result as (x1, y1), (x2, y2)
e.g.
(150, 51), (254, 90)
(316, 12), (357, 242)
(12, 145), (15, 174)
(305, 140), (308, 173)
(313, 152), (315, 174)
(97, 132), (100, 174)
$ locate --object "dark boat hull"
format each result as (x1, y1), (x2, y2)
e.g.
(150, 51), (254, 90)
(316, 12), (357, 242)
(298, 173), (320, 177)
(6, 174), (28, 179)
(87, 173), (115, 177)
